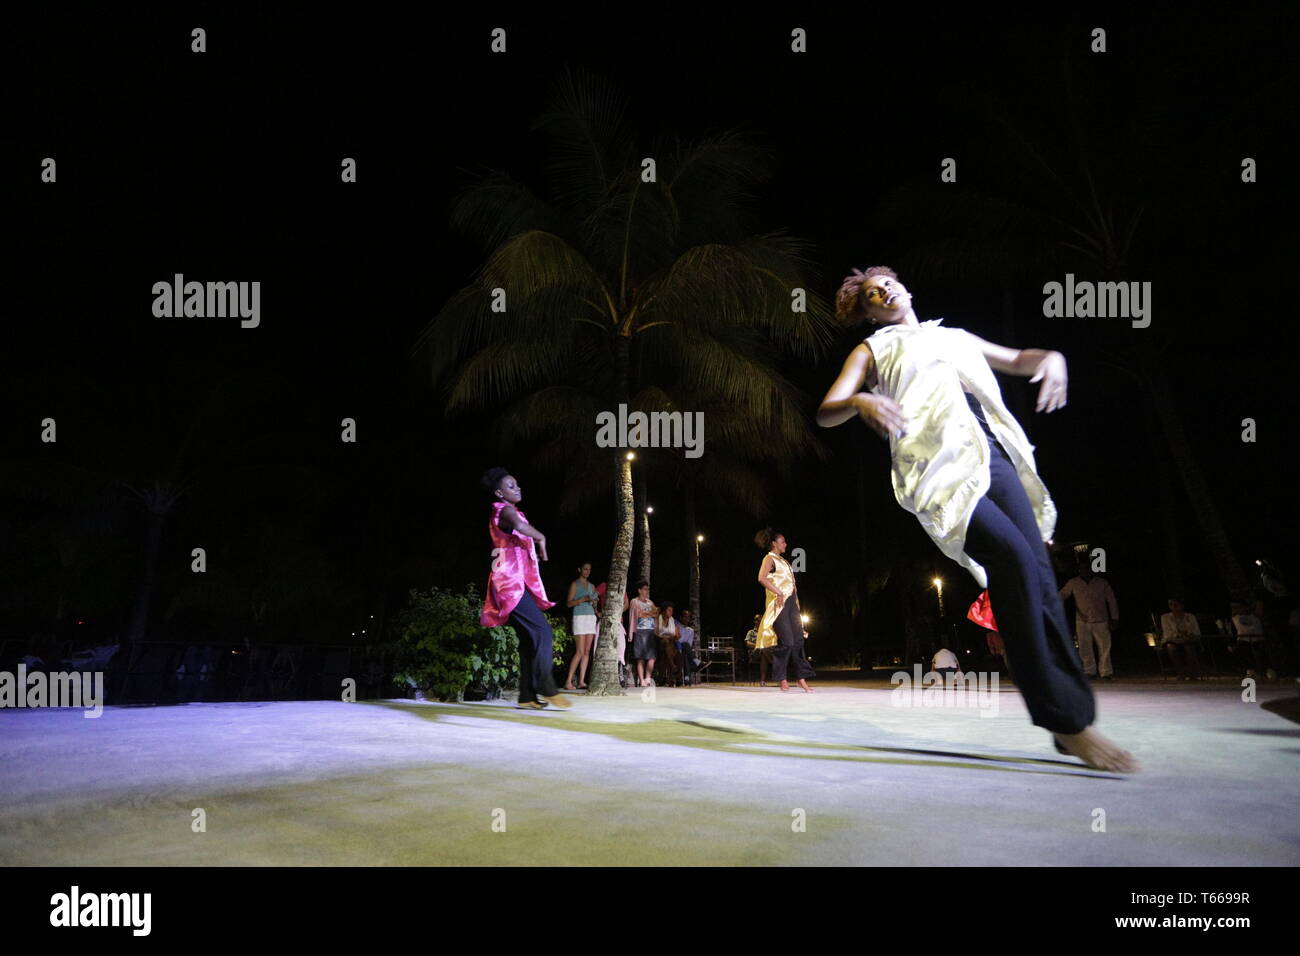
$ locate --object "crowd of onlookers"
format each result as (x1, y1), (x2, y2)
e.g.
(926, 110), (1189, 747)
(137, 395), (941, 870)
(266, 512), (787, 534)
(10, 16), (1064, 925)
(561, 563), (699, 689)
(919, 558), (1298, 684)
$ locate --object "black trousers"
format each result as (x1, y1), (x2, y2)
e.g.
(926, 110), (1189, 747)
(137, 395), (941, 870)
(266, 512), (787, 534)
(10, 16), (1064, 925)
(962, 427), (1095, 735)
(768, 594), (815, 682)
(509, 596), (559, 703)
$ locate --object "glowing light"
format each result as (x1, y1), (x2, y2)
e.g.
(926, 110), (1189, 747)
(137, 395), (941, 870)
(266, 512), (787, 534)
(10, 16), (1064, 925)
(646, 505), (654, 514)
(626, 452), (636, 461)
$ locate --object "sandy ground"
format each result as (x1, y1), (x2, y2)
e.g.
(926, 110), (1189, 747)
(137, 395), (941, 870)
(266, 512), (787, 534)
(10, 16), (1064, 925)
(2, 678), (1297, 866)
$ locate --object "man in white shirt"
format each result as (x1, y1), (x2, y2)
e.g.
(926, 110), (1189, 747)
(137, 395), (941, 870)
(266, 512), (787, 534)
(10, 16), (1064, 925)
(931, 647), (961, 677)
(1060, 568), (1119, 680)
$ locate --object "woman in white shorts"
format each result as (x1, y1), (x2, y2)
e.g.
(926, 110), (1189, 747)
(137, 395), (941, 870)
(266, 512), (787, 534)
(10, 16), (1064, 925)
(564, 562), (599, 689)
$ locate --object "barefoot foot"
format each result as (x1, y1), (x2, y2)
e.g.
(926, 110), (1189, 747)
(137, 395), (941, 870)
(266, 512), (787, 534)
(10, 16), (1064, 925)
(798, 679), (813, 693)
(779, 680), (789, 692)
(1053, 728), (1140, 773)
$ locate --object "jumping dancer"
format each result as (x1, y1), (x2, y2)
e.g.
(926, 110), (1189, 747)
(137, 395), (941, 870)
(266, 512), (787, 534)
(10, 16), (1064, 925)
(817, 266), (1137, 772)
(479, 468), (571, 710)
(755, 528), (815, 692)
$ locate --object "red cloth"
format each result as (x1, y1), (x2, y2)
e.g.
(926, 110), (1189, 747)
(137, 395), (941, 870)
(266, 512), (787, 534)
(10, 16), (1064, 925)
(480, 501), (554, 626)
(967, 589), (998, 632)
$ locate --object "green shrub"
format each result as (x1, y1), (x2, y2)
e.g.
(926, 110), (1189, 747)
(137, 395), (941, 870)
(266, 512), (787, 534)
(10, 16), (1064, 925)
(394, 584), (573, 701)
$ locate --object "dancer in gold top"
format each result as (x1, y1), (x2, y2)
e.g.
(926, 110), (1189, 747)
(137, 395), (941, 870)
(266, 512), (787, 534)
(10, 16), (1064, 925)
(755, 528), (815, 692)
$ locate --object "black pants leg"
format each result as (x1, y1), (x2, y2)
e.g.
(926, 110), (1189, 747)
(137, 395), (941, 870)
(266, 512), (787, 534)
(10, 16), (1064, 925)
(768, 596), (816, 682)
(509, 597), (558, 702)
(963, 434), (1095, 735)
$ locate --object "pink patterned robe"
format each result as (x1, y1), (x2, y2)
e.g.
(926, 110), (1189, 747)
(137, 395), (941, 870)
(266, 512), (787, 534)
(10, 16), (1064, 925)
(480, 501), (554, 626)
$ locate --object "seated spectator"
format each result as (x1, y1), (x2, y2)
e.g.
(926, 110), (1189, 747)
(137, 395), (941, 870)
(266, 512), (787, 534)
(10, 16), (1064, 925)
(1229, 600), (1271, 679)
(1160, 598), (1203, 681)
(931, 647), (961, 679)
(677, 610), (698, 685)
(655, 602), (683, 686)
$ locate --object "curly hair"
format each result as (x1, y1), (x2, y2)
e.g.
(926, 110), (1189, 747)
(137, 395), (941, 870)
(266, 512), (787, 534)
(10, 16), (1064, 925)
(754, 527), (785, 551)
(479, 466), (510, 499)
(835, 265), (900, 329)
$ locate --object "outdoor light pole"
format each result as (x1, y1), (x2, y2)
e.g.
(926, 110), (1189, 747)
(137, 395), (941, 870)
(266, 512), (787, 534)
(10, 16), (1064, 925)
(690, 533), (704, 639)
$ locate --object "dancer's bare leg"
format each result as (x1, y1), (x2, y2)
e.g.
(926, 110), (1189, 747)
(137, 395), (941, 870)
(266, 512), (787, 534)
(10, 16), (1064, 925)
(1053, 727), (1141, 773)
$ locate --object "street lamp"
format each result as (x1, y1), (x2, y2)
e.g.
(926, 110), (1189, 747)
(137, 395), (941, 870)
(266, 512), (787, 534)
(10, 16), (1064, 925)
(692, 533), (705, 638)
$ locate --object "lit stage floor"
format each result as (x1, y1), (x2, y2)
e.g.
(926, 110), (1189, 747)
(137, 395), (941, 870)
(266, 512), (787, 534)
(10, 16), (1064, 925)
(2, 681), (1296, 866)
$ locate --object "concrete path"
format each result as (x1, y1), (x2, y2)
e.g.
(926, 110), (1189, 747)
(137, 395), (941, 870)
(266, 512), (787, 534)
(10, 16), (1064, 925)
(2, 678), (1296, 865)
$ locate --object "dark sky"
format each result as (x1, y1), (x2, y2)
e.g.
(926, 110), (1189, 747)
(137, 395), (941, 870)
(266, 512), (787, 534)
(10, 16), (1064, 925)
(7, 7), (1296, 661)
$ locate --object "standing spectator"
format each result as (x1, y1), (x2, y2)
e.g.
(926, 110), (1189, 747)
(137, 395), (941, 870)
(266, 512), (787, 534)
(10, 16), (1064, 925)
(1160, 598), (1202, 681)
(1060, 567), (1120, 680)
(564, 562), (599, 690)
(677, 610), (698, 685)
(627, 581), (658, 687)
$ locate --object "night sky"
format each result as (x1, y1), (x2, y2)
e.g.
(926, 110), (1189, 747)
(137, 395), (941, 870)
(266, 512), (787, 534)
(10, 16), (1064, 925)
(7, 7), (1296, 668)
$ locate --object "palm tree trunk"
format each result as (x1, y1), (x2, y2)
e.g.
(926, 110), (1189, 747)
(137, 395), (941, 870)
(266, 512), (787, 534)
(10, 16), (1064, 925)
(1142, 388), (1186, 601)
(588, 335), (634, 697)
(635, 471), (651, 587)
(126, 510), (165, 646)
(1144, 359), (1252, 601)
(588, 452), (634, 696)
(685, 482), (701, 637)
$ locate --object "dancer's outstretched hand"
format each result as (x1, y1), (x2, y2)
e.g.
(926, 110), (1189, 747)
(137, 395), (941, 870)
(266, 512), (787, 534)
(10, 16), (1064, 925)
(852, 393), (907, 439)
(1030, 351), (1068, 412)
(536, 536), (548, 561)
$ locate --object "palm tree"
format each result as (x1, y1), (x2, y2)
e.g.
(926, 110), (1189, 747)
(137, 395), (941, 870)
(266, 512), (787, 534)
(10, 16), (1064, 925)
(415, 67), (839, 694)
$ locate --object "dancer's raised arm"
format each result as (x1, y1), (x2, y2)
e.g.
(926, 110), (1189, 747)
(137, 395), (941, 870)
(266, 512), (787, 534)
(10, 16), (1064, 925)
(968, 335), (1069, 413)
(816, 342), (906, 438)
